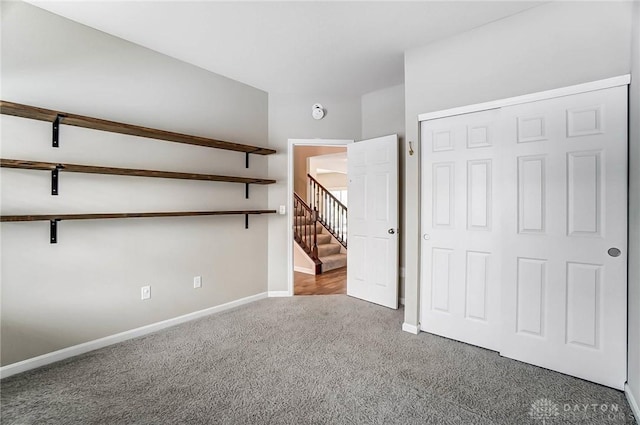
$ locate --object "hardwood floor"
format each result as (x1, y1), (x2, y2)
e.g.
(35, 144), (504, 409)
(294, 267), (346, 295)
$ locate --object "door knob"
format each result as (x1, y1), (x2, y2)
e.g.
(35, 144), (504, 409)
(388, 228), (395, 234)
(608, 247), (621, 257)
(423, 234), (431, 240)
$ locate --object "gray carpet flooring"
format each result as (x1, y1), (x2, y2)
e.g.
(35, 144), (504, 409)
(1, 295), (637, 424)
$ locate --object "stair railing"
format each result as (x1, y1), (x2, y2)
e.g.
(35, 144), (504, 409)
(308, 174), (348, 248)
(293, 192), (322, 274)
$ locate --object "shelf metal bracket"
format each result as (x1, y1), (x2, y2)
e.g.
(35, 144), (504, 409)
(245, 183), (249, 199)
(245, 214), (249, 229)
(51, 165), (62, 195)
(245, 152), (249, 169)
(52, 115), (62, 148)
(50, 219), (60, 244)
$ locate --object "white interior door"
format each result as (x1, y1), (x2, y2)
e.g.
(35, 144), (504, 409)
(420, 109), (502, 351)
(347, 134), (399, 309)
(499, 86), (628, 389)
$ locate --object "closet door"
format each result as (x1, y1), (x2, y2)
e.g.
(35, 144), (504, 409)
(420, 109), (502, 351)
(499, 86), (628, 389)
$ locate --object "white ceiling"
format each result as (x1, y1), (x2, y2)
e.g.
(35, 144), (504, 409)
(28, 1), (544, 96)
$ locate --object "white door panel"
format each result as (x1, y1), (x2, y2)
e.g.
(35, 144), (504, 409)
(420, 109), (502, 351)
(347, 135), (399, 309)
(419, 85), (628, 389)
(500, 86), (627, 389)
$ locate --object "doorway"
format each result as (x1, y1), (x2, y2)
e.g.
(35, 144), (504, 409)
(287, 139), (353, 296)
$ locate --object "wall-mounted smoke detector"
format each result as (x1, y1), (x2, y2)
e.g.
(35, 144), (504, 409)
(312, 103), (325, 120)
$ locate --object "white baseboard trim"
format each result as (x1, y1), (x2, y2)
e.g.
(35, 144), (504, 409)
(626, 383), (640, 424)
(293, 266), (315, 275)
(268, 290), (292, 297)
(402, 322), (420, 335)
(0, 292), (267, 380)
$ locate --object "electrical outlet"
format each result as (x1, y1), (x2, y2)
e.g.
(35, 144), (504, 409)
(193, 276), (202, 289)
(141, 285), (151, 300)
(279, 205), (286, 215)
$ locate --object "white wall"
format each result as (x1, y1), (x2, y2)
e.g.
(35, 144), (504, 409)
(308, 152), (348, 178)
(628, 0), (640, 418)
(403, 1), (632, 327)
(1, 2), (269, 365)
(316, 173), (347, 190)
(362, 84), (405, 141)
(267, 93), (360, 292)
(294, 146), (346, 199)
(361, 84), (406, 300)
(293, 242), (317, 275)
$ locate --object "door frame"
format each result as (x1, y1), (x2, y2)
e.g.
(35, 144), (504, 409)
(286, 138), (354, 296)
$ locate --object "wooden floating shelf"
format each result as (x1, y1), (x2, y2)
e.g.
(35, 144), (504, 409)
(0, 210), (276, 222)
(0, 100), (276, 155)
(1, 101), (276, 242)
(1, 159), (276, 185)
(1, 210), (276, 243)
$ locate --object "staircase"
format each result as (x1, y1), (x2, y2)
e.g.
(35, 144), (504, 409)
(308, 174), (347, 248)
(294, 192), (347, 274)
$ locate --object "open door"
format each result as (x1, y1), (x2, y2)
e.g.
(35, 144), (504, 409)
(347, 134), (399, 309)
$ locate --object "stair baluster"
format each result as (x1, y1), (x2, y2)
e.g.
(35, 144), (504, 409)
(307, 174), (347, 249)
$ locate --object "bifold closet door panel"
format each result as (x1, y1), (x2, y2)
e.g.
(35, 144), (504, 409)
(499, 86), (628, 390)
(420, 109), (502, 351)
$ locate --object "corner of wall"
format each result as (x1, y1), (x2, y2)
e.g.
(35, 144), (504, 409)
(627, 0), (640, 409)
